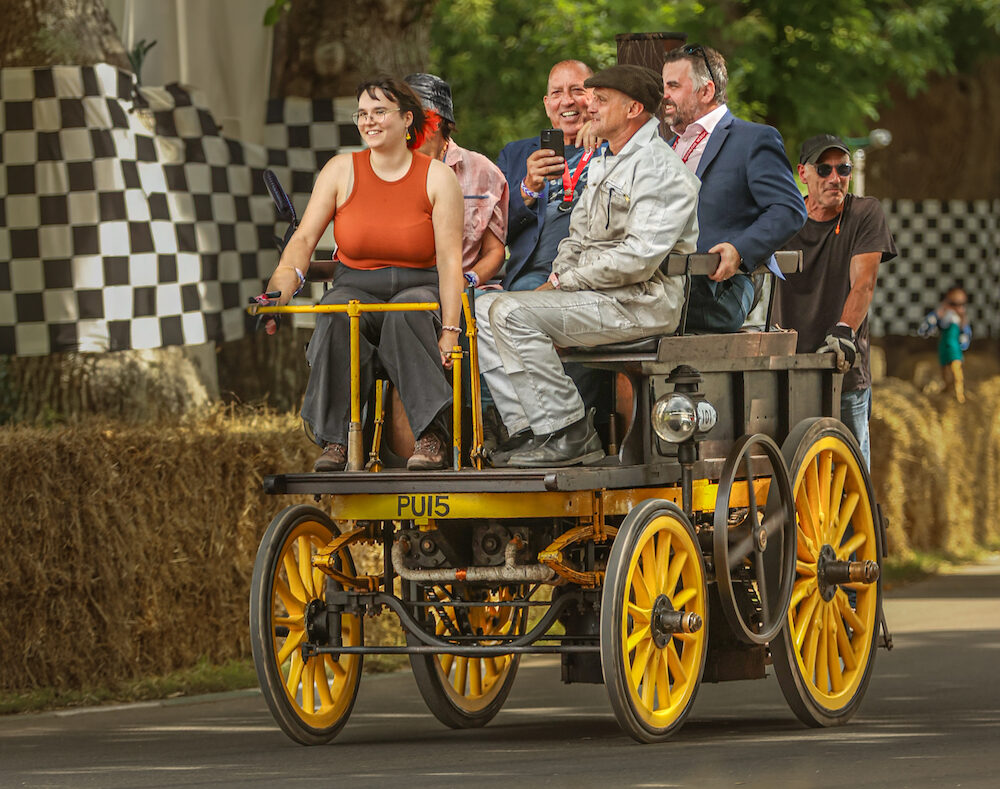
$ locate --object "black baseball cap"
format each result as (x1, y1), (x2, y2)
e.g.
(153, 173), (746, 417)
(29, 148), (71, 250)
(404, 73), (455, 124)
(799, 134), (850, 164)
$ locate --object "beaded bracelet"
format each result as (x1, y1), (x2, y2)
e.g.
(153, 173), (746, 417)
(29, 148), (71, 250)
(520, 178), (543, 199)
(441, 325), (462, 333)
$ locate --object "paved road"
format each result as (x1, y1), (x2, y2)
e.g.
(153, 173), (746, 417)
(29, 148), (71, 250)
(3, 557), (1000, 789)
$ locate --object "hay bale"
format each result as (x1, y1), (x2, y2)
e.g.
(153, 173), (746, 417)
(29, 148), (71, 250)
(0, 406), (395, 693)
(871, 375), (1000, 557)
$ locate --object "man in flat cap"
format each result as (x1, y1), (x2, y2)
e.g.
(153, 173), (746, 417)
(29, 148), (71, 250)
(474, 64), (700, 467)
(662, 45), (806, 332)
(405, 73), (509, 289)
(774, 134), (897, 468)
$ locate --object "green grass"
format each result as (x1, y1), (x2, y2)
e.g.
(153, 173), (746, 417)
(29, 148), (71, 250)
(0, 653), (408, 716)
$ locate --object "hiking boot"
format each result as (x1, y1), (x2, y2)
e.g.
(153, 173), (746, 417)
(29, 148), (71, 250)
(482, 405), (506, 456)
(407, 428), (448, 470)
(313, 442), (347, 472)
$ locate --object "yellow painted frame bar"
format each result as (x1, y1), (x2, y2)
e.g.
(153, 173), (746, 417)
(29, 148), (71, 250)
(462, 292), (484, 469)
(327, 490), (593, 521)
(603, 478), (771, 516)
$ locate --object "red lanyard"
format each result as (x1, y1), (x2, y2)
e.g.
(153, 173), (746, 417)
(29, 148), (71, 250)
(561, 149), (595, 202)
(672, 128), (708, 164)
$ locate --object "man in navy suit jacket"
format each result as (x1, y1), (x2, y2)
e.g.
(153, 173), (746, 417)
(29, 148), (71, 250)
(496, 59), (594, 291)
(662, 45), (807, 332)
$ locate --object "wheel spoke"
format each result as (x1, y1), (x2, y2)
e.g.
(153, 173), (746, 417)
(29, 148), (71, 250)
(440, 653), (455, 676)
(804, 459), (821, 542)
(833, 605), (859, 672)
(324, 653), (346, 680)
(298, 536), (315, 598)
(627, 601), (652, 623)
(640, 538), (658, 603)
(274, 577), (303, 617)
(838, 531), (867, 560)
(665, 547), (687, 593)
(796, 559), (817, 576)
(793, 589), (821, 651)
(790, 575), (816, 608)
(754, 551), (769, 614)
(277, 627), (306, 664)
(469, 658), (483, 697)
(796, 488), (821, 545)
(285, 651), (304, 696)
(302, 659), (316, 712)
(283, 551), (308, 603)
(742, 455), (760, 528)
(803, 606), (822, 681)
(627, 623), (651, 652)
(453, 656), (468, 694)
(818, 450), (833, 541)
(666, 640), (688, 686)
(816, 606), (830, 692)
(655, 531), (672, 593)
(834, 588), (867, 635)
(672, 585), (697, 609)
(728, 532), (754, 569)
(641, 649), (658, 710)
(315, 659), (334, 709)
(798, 526), (817, 562)
(832, 491), (860, 549)
(630, 638), (655, 689)
(655, 645), (672, 710)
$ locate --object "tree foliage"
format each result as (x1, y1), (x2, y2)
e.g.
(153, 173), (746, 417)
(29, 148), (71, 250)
(430, 0), (1000, 159)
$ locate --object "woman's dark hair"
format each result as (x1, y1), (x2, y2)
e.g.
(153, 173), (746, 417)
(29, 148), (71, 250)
(356, 75), (426, 149)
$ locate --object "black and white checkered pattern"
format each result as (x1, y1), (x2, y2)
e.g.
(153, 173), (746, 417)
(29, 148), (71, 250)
(874, 199), (1000, 339)
(0, 63), (362, 356)
(2, 65), (997, 354)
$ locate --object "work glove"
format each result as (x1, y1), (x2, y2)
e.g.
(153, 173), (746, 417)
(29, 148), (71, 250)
(250, 291), (281, 335)
(819, 324), (858, 373)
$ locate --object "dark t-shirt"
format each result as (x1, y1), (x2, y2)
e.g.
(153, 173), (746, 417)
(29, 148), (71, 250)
(775, 194), (897, 391)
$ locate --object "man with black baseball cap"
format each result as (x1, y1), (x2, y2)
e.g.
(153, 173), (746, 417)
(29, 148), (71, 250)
(774, 133), (897, 467)
(474, 63), (700, 467)
(405, 73), (509, 290)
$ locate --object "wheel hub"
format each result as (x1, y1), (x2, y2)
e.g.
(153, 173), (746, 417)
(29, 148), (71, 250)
(816, 544), (839, 602)
(650, 594), (703, 647)
(305, 598), (329, 643)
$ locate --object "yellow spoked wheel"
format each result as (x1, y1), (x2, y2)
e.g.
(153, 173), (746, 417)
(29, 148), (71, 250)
(250, 505), (363, 745)
(408, 584), (525, 728)
(772, 418), (883, 727)
(601, 499), (708, 743)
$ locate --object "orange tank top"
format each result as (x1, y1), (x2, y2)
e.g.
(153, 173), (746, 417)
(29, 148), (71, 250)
(334, 150), (436, 270)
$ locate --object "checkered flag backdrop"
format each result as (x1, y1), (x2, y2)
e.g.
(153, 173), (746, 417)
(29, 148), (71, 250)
(0, 63), (362, 356)
(1, 64), (997, 355)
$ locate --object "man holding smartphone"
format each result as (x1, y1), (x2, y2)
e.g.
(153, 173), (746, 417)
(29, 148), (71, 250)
(476, 65), (700, 467)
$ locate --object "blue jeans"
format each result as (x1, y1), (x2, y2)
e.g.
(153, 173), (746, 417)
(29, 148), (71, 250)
(840, 387), (871, 469)
(684, 274), (754, 333)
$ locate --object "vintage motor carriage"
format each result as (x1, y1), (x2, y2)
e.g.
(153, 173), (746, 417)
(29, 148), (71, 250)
(246, 171), (892, 745)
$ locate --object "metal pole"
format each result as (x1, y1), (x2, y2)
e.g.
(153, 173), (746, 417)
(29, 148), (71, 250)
(347, 301), (364, 471)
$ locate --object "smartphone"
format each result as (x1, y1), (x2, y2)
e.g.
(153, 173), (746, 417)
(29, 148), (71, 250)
(539, 128), (565, 160)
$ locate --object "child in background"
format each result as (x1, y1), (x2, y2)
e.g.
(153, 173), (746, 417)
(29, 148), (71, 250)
(918, 286), (971, 403)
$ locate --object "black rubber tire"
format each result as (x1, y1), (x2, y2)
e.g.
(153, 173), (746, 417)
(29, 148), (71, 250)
(771, 418), (883, 727)
(601, 499), (708, 743)
(407, 584), (525, 729)
(249, 504), (363, 745)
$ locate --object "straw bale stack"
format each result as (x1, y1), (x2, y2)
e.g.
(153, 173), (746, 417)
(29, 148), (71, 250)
(0, 407), (394, 693)
(870, 376), (1000, 556)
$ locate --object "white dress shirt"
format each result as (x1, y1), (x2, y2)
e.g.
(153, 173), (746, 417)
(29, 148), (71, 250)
(671, 103), (729, 174)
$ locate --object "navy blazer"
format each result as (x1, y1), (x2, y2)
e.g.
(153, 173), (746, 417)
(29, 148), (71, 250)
(693, 110), (807, 267)
(496, 136), (547, 288)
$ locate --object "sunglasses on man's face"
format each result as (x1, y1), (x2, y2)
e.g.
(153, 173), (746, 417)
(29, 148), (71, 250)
(813, 162), (853, 178)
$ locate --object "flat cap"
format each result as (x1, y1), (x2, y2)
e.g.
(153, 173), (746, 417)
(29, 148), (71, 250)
(799, 133), (850, 164)
(584, 64), (663, 115)
(404, 72), (455, 124)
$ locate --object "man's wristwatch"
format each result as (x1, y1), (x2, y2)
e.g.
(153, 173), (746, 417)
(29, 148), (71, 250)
(547, 271), (560, 289)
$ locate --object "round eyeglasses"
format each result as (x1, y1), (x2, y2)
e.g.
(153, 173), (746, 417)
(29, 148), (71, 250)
(352, 107), (402, 125)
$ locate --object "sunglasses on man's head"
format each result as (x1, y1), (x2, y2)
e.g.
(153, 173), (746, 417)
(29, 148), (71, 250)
(681, 44), (718, 88)
(813, 162), (853, 178)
